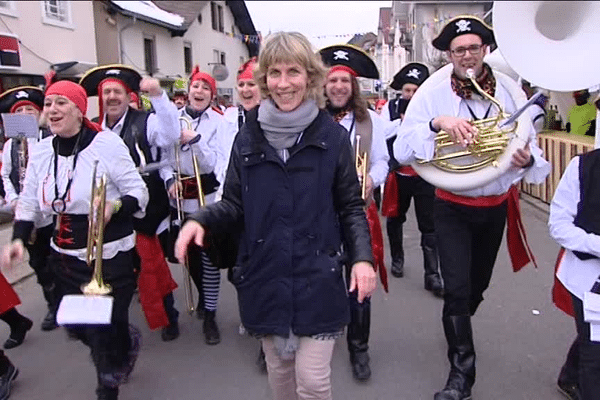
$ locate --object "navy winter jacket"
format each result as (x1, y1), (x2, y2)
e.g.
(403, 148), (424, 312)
(190, 108), (373, 337)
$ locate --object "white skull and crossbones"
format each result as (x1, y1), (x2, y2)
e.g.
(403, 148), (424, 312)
(455, 20), (471, 33)
(333, 50), (349, 61)
(406, 69), (421, 80)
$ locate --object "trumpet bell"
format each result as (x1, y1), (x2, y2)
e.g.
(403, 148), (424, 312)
(493, 1), (600, 91)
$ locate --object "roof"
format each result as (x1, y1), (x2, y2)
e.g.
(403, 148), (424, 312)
(110, 1), (185, 33)
(379, 7), (391, 45)
(151, 1), (208, 28)
(226, 0), (259, 57)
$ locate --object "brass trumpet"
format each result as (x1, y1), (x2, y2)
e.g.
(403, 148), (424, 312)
(82, 160), (111, 296)
(355, 135), (369, 200)
(417, 69), (517, 172)
(174, 116), (205, 313)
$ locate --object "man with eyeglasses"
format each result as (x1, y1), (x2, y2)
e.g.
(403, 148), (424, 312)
(393, 16), (550, 400)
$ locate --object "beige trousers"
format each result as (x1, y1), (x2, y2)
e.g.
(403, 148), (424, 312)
(261, 336), (336, 400)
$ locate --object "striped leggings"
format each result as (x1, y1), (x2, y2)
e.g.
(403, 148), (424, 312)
(188, 245), (220, 311)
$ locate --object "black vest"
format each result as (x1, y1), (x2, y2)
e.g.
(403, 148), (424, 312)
(9, 128), (52, 194)
(118, 108), (170, 235)
(573, 148), (600, 260)
(388, 97), (409, 122)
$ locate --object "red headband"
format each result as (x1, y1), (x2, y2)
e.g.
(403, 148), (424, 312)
(45, 80), (88, 115)
(97, 78), (133, 125)
(237, 58), (256, 82)
(10, 100), (41, 114)
(329, 65), (358, 77)
(190, 66), (216, 96)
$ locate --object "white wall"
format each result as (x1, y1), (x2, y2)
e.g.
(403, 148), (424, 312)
(0, 1), (97, 75)
(117, 0), (251, 104)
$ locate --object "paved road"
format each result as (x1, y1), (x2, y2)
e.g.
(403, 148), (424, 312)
(1, 196), (574, 399)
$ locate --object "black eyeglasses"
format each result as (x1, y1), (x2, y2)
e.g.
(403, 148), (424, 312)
(450, 44), (483, 57)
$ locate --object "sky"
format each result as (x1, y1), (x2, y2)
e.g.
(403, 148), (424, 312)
(245, 1), (392, 49)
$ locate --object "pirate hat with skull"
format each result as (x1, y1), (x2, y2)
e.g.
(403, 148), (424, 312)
(390, 63), (430, 91)
(79, 64), (142, 97)
(318, 44), (380, 80)
(432, 15), (494, 51)
(0, 86), (44, 115)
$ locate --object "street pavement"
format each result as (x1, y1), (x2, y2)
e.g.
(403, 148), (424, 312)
(0, 195), (574, 400)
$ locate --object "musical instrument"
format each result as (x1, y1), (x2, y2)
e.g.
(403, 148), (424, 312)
(82, 160), (111, 296)
(17, 138), (28, 193)
(56, 161), (114, 325)
(410, 1), (600, 191)
(174, 116), (206, 313)
(355, 135), (369, 200)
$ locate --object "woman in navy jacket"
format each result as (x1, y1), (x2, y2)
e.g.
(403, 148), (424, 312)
(176, 32), (375, 400)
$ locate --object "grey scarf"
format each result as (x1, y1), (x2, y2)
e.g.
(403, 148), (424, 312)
(257, 98), (319, 152)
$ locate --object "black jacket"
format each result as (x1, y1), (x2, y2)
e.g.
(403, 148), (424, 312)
(190, 108), (372, 337)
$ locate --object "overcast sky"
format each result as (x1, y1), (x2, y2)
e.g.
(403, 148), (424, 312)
(245, 1), (392, 49)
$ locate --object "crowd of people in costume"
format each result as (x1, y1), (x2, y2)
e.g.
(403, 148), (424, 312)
(0, 13), (596, 400)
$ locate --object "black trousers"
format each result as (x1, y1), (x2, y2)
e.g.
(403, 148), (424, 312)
(569, 294), (600, 400)
(51, 249), (135, 379)
(24, 224), (54, 289)
(434, 198), (507, 317)
(387, 173), (435, 234)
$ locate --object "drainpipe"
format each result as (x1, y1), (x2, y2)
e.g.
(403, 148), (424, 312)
(119, 15), (137, 64)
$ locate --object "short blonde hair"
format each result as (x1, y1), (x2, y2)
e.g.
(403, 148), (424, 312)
(254, 32), (327, 108)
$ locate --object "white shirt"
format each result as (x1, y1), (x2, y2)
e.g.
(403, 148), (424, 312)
(101, 91), (180, 150)
(214, 106), (243, 200)
(1, 133), (53, 228)
(337, 109), (389, 188)
(393, 75), (550, 197)
(160, 107), (222, 213)
(16, 131), (149, 260)
(549, 155), (600, 300)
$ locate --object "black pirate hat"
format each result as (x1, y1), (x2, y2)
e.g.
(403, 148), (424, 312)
(432, 15), (494, 51)
(0, 86), (44, 114)
(79, 64), (142, 97)
(318, 44), (379, 80)
(390, 63), (430, 91)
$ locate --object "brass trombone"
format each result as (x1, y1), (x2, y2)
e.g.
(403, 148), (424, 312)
(174, 116), (205, 313)
(355, 135), (369, 201)
(82, 160), (111, 296)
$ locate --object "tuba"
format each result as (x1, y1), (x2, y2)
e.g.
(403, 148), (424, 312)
(411, 1), (600, 191)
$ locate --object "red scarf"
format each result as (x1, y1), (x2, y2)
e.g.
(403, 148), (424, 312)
(451, 63), (496, 100)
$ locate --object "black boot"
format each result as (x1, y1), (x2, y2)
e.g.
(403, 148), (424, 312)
(96, 385), (118, 400)
(161, 293), (180, 342)
(41, 284), (58, 331)
(422, 233), (444, 298)
(557, 339), (580, 400)
(387, 219), (404, 278)
(347, 302), (371, 382)
(203, 310), (220, 345)
(0, 308), (33, 349)
(0, 356), (18, 400)
(434, 316), (475, 400)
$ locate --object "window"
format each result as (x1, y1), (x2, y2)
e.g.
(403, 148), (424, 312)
(144, 36), (156, 75)
(184, 42), (192, 74)
(211, 1), (224, 32)
(43, 0), (69, 23)
(0, 1), (17, 18)
(213, 49), (226, 66)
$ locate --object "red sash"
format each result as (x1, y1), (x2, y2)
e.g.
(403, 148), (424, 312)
(381, 166), (419, 218)
(366, 202), (388, 292)
(552, 248), (575, 316)
(0, 272), (20, 315)
(136, 233), (179, 330)
(435, 185), (537, 272)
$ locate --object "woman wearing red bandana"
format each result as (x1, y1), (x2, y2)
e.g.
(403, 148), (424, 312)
(160, 66), (224, 345)
(393, 16), (550, 400)
(1, 80), (148, 400)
